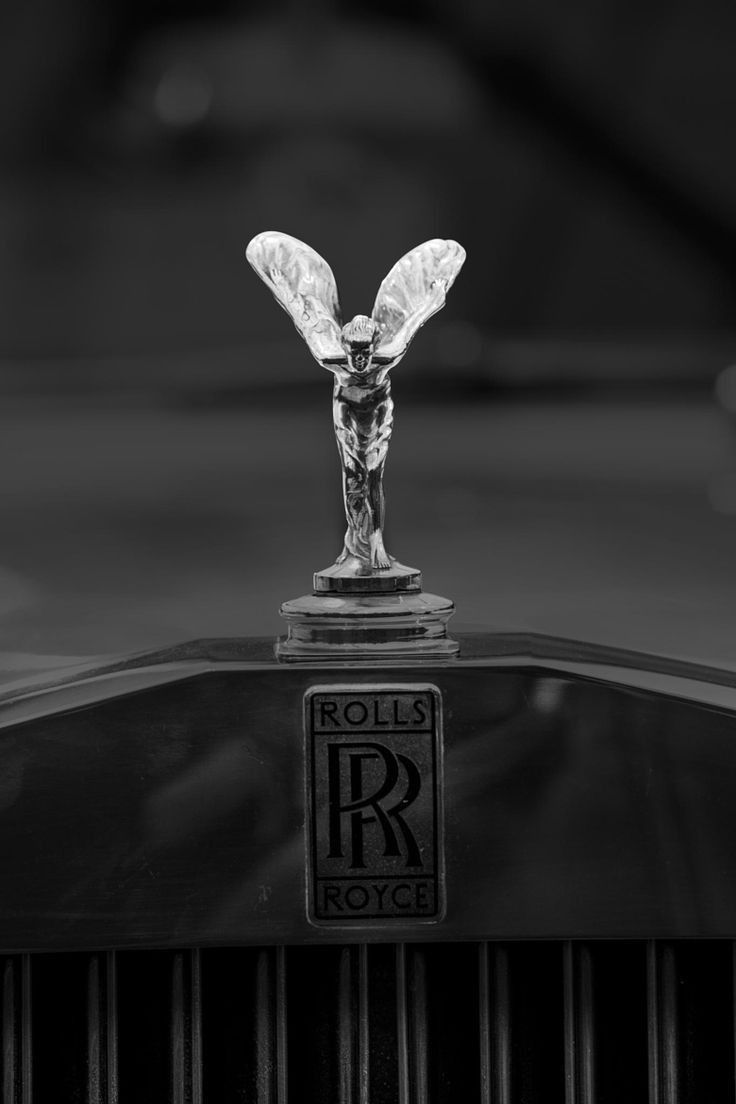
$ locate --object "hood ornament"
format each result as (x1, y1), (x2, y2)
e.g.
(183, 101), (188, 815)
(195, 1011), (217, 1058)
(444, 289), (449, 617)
(246, 231), (466, 659)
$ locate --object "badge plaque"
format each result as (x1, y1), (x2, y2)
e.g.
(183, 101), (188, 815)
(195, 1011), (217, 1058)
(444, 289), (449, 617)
(305, 684), (444, 925)
(246, 231), (466, 659)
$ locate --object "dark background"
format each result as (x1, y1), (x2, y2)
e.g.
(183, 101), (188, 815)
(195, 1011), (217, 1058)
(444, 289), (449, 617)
(3, 0), (736, 667)
(5, 0), (736, 350)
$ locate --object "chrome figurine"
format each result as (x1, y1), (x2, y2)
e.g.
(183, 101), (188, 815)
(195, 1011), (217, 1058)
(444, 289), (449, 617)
(246, 232), (466, 576)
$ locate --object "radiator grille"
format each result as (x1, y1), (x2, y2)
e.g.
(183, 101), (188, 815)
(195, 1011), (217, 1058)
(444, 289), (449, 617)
(1, 942), (734, 1103)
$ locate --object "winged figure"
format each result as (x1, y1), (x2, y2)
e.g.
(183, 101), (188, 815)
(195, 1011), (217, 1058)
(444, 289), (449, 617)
(246, 231), (466, 572)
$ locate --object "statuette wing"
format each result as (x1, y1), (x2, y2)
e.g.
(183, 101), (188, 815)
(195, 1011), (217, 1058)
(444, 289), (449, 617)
(372, 239), (466, 363)
(246, 232), (345, 365)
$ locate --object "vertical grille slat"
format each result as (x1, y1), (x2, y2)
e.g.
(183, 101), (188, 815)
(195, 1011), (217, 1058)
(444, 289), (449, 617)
(2, 957), (31, 1104)
(396, 945), (428, 1104)
(410, 950), (428, 1104)
(647, 941), (679, 1104)
(479, 943), (511, 1104)
(396, 944), (410, 1104)
(338, 945), (369, 1104)
(563, 942), (595, 1104)
(87, 951), (118, 1104)
(256, 947), (287, 1104)
(171, 950), (202, 1104)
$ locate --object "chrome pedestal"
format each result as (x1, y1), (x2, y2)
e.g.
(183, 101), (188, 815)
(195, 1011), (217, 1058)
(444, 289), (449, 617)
(276, 565), (459, 660)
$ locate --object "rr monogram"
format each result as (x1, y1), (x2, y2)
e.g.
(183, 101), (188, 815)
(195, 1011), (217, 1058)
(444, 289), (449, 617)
(327, 742), (422, 869)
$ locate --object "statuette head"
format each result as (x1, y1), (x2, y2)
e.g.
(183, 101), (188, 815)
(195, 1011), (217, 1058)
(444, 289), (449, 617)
(341, 315), (379, 374)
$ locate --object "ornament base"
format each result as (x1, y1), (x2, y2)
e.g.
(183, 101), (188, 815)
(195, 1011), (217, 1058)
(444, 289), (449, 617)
(275, 589), (459, 661)
(314, 557), (421, 595)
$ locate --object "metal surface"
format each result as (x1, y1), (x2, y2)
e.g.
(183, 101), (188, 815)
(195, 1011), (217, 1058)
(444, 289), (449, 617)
(479, 943), (511, 1104)
(1, 941), (733, 1102)
(647, 942), (678, 1104)
(563, 943), (594, 1104)
(1, 645), (736, 949)
(86, 952), (117, 1104)
(337, 945), (368, 1104)
(396, 944), (428, 1104)
(170, 950), (202, 1104)
(277, 591), (458, 661)
(254, 947), (287, 1104)
(2, 956), (31, 1104)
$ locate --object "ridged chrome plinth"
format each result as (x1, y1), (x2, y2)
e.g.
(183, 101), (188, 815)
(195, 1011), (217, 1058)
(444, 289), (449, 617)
(276, 588), (459, 661)
(314, 557), (421, 595)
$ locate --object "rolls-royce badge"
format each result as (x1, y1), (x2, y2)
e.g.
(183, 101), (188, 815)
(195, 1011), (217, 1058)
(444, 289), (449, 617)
(305, 684), (444, 925)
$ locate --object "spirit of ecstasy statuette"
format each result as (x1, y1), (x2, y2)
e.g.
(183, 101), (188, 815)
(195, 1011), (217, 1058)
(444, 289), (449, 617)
(246, 231), (466, 658)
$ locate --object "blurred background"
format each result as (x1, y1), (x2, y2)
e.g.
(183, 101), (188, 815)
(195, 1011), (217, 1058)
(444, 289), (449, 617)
(3, 0), (736, 669)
